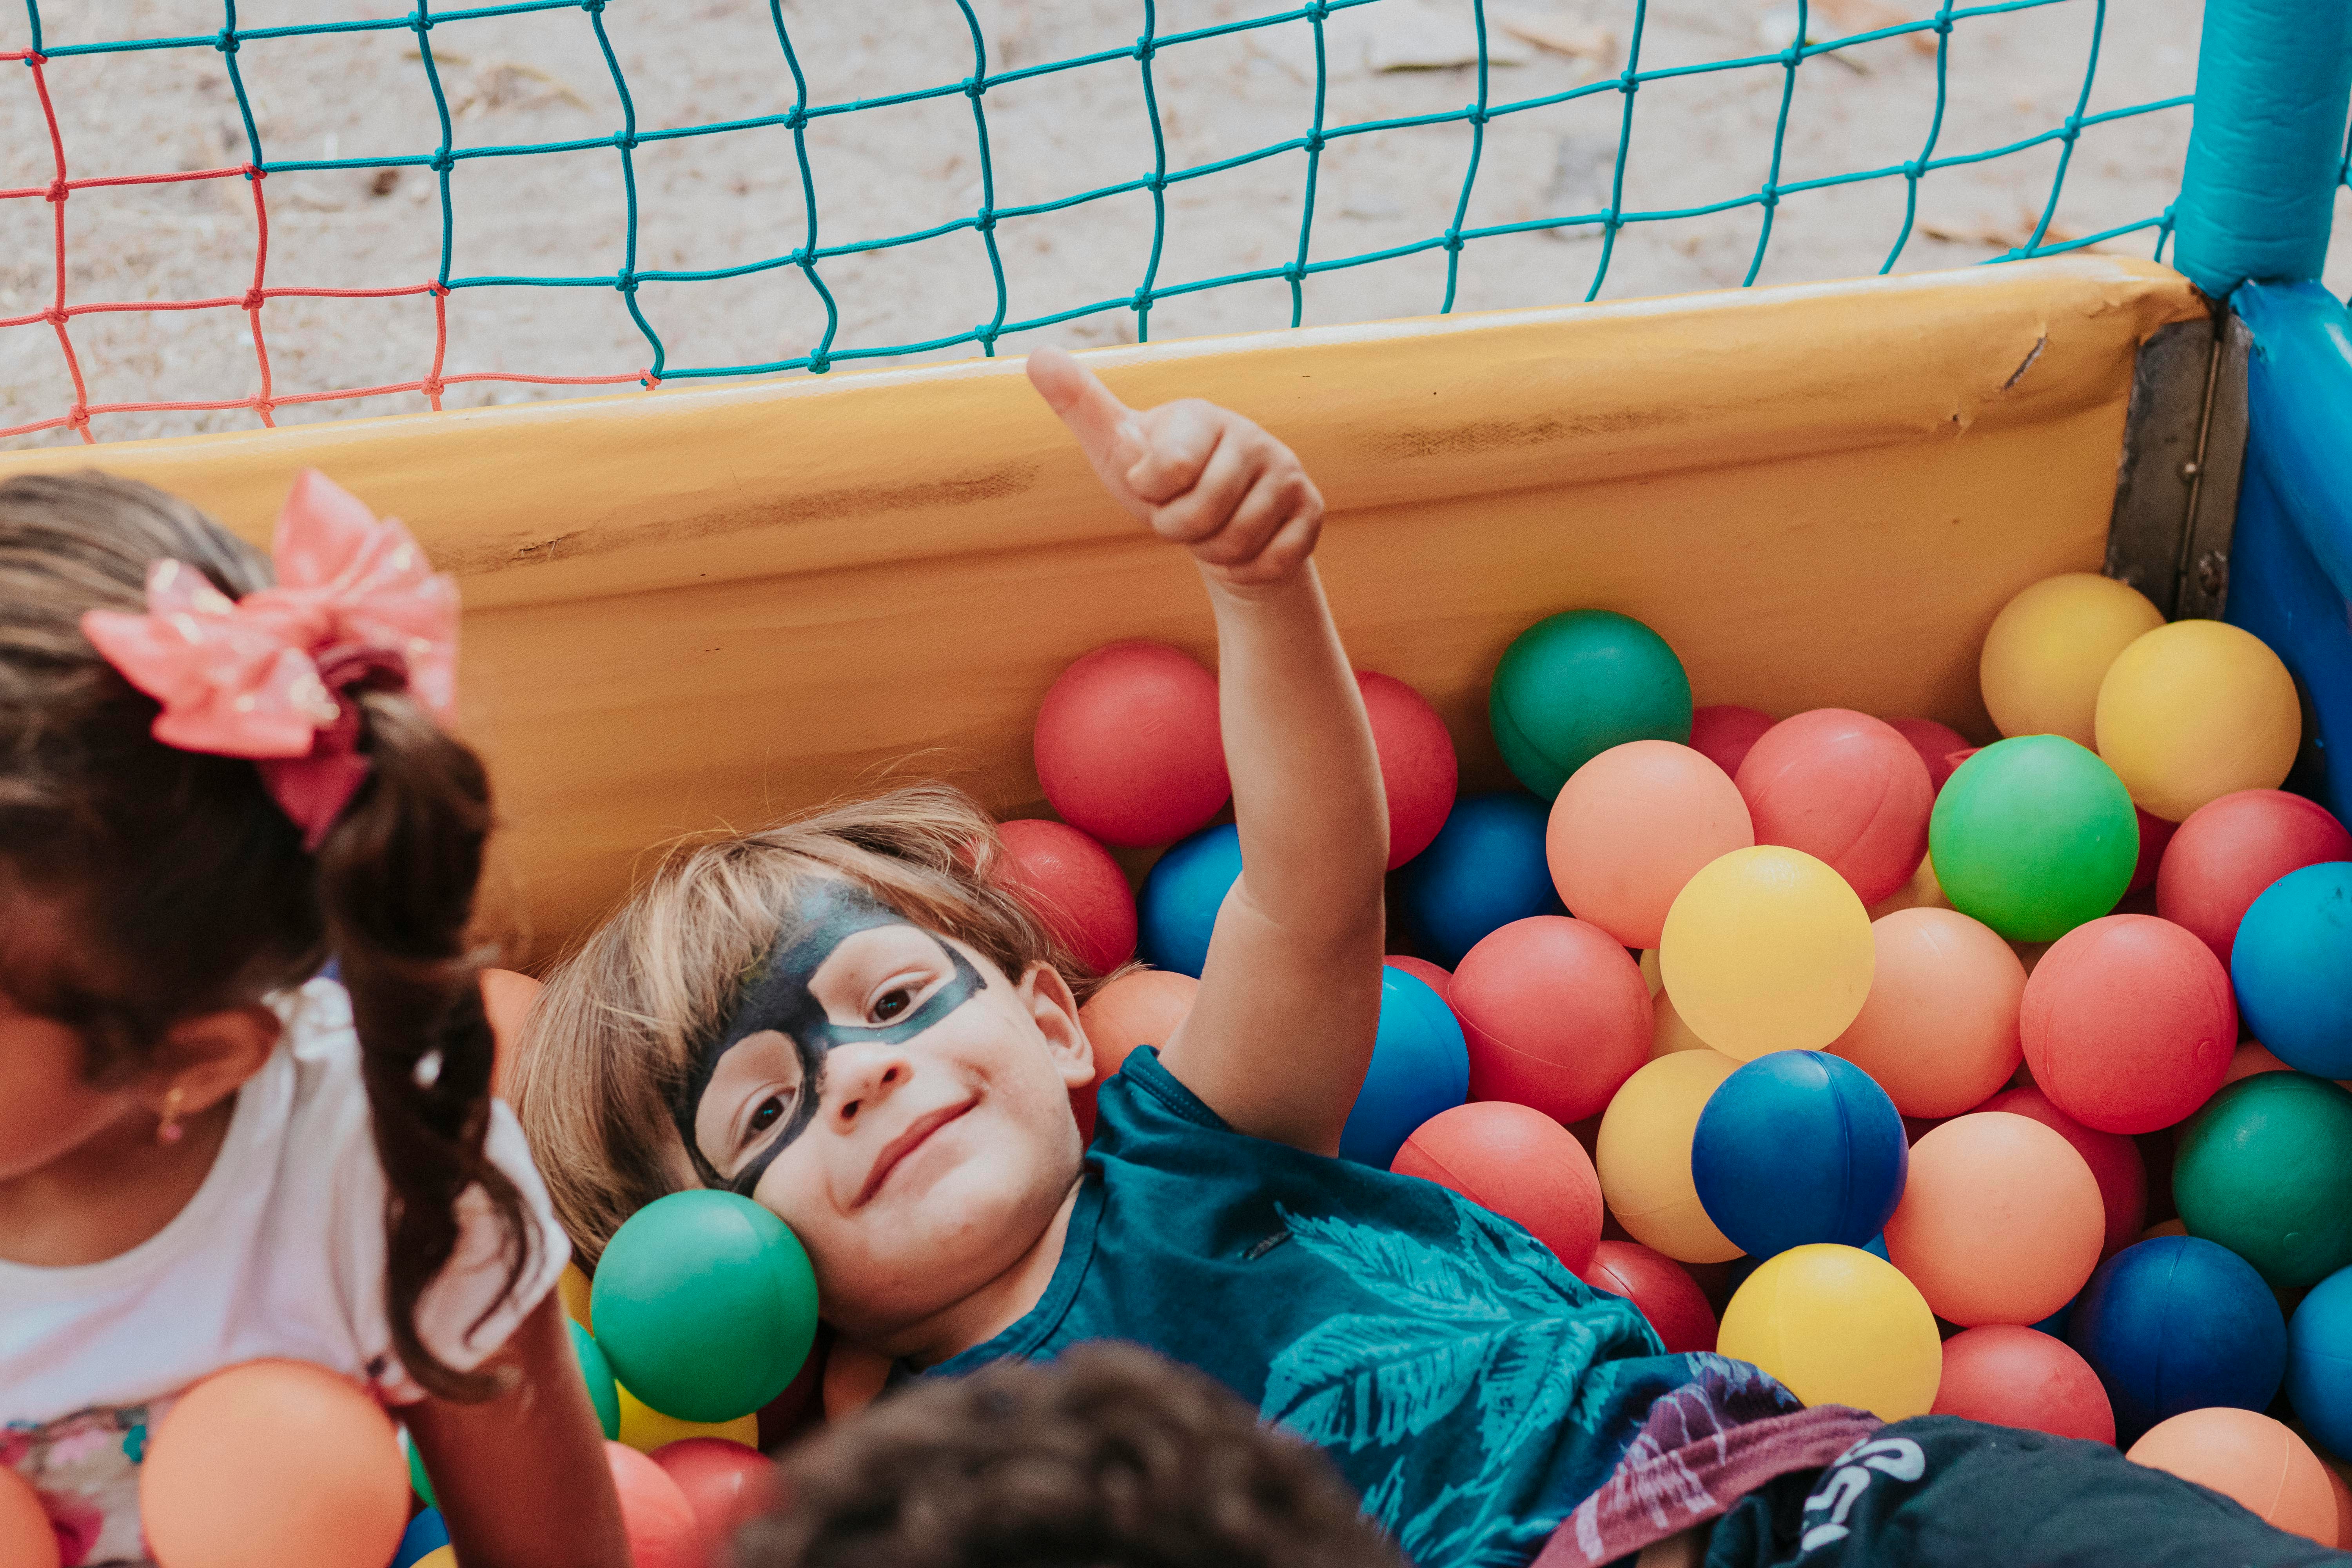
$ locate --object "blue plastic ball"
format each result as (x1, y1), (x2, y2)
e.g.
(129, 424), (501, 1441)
(2232, 861), (2352, 1076)
(1338, 968), (1470, 1166)
(1137, 823), (1241, 977)
(393, 1510), (451, 1568)
(2068, 1234), (2287, 1443)
(1690, 1051), (1907, 1259)
(2288, 1263), (2352, 1461)
(1396, 792), (1563, 965)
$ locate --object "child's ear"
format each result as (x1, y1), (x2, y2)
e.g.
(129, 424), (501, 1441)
(151, 1004), (281, 1118)
(1018, 963), (1096, 1090)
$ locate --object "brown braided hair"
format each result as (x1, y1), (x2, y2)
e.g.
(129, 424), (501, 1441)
(0, 470), (529, 1401)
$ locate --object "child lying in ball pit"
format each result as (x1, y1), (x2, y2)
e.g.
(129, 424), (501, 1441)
(513, 348), (2347, 1568)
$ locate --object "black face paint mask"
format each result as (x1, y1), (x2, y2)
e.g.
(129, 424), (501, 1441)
(674, 881), (985, 1196)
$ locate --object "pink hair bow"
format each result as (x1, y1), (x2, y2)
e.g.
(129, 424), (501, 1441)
(80, 469), (459, 850)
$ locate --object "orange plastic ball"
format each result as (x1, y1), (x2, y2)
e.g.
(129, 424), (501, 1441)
(1830, 907), (2025, 1118)
(1073, 968), (1197, 1138)
(0, 1466), (58, 1568)
(2127, 1408), (2337, 1546)
(1884, 1112), (2104, 1326)
(1546, 740), (1753, 949)
(140, 1360), (408, 1568)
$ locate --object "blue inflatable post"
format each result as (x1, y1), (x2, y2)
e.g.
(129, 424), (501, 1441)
(2171, 0), (2352, 298)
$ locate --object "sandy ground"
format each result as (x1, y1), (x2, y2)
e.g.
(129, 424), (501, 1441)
(0, 0), (2325, 449)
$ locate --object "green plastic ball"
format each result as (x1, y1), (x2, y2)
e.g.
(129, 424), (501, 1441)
(590, 1190), (819, 1424)
(1488, 610), (1692, 798)
(1927, 735), (2136, 942)
(568, 1317), (622, 1441)
(405, 1427), (436, 1509)
(2175, 1073), (2352, 1290)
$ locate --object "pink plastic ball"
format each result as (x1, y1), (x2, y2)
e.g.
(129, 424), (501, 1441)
(1885, 717), (1971, 793)
(1578, 1240), (1718, 1354)
(2156, 789), (2352, 962)
(2018, 915), (2235, 1134)
(1034, 641), (1228, 847)
(1933, 1325), (2114, 1444)
(1358, 671), (1459, 868)
(995, 818), (1137, 976)
(1885, 1112), (2105, 1326)
(1689, 704), (1774, 779)
(2128, 808), (2179, 897)
(652, 1438), (779, 1564)
(1736, 709), (1935, 907)
(1545, 740), (1754, 949)
(606, 1442), (703, 1568)
(1980, 1085), (2147, 1258)
(1452, 916), (1650, 1123)
(1830, 907), (2025, 1118)
(1392, 1101), (1602, 1271)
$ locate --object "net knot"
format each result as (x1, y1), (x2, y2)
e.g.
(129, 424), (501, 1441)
(213, 27), (240, 54)
(1304, 129), (1327, 153)
(614, 270), (639, 295)
(429, 149), (455, 173)
(1933, 11), (1955, 33)
(43, 177), (66, 204)
(964, 75), (987, 100)
(22, 51), (44, 67)
(974, 208), (997, 233)
(581, 0), (608, 13)
(2060, 113), (2082, 141)
(1442, 229), (1465, 253)
(1132, 35), (1157, 64)
(1465, 103), (1490, 126)
(42, 305), (66, 326)
(66, 402), (88, 430)
(1904, 158), (1925, 180)
(1759, 186), (1781, 210)
(612, 130), (639, 152)
(241, 287), (265, 312)
(1304, 2), (1331, 20)
(1617, 67), (1641, 94)
(242, 163), (265, 182)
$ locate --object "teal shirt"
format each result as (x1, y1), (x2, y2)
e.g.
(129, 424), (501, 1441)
(929, 1048), (1730, 1568)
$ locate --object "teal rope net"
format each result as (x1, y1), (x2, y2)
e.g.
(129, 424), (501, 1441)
(0, 0), (2197, 445)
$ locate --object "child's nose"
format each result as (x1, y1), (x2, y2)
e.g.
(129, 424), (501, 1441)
(833, 1054), (911, 1127)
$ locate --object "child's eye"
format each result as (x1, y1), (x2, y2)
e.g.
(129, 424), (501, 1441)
(872, 986), (913, 1022)
(747, 1096), (786, 1136)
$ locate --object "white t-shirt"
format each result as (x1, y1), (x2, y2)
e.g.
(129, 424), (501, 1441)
(0, 978), (570, 1567)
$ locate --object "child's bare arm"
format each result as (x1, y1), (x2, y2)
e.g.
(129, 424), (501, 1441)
(1029, 346), (1387, 1156)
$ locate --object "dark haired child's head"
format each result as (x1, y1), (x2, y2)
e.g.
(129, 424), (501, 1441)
(734, 1343), (1406, 1568)
(0, 470), (523, 1398)
(511, 786), (1104, 1352)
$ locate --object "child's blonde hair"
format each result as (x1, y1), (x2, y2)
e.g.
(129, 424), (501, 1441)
(510, 783), (1110, 1267)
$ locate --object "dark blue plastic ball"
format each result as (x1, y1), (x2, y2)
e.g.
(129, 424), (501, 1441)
(1396, 792), (1563, 965)
(1338, 968), (1471, 1167)
(1690, 1051), (1907, 1260)
(2288, 1262), (2352, 1461)
(1137, 823), (1241, 977)
(2068, 1234), (2287, 1444)
(2232, 861), (2352, 1077)
(393, 1509), (452, 1568)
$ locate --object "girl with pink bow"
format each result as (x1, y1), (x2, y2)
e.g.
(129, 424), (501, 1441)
(0, 471), (625, 1568)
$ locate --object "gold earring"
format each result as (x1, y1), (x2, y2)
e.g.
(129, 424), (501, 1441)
(156, 1086), (185, 1147)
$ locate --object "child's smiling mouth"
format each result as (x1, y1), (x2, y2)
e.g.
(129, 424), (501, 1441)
(855, 1096), (979, 1208)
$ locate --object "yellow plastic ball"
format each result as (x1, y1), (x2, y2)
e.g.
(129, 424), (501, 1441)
(1648, 987), (1710, 1060)
(2094, 619), (2301, 822)
(1639, 947), (1663, 997)
(1595, 1049), (1743, 1263)
(1979, 572), (2163, 747)
(413, 1551), (457, 1568)
(1658, 846), (1874, 1060)
(1718, 1243), (1943, 1419)
(615, 1383), (758, 1454)
(556, 1261), (594, 1333)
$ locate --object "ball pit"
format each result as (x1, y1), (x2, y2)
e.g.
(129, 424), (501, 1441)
(2019, 914), (2235, 1134)
(2095, 619), (2302, 822)
(607, 1439), (704, 1568)
(1338, 967), (1470, 1167)
(1489, 609), (1693, 798)
(1978, 1086), (2147, 1258)
(1978, 572), (2163, 748)
(0, 1466), (59, 1568)
(1357, 670), (1460, 867)
(995, 817), (1137, 976)
(1735, 708), (1934, 907)
(1392, 1100), (1603, 1271)
(1544, 739), (1753, 949)
(1886, 716), (1971, 793)
(1034, 640), (1228, 847)
(1136, 823), (1242, 978)
(1928, 736), (2138, 942)
(1689, 703), (1774, 778)
(1396, 791), (1562, 964)
(1452, 916), (1648, 1123)
(1658, 845), (1873, 1060)
(591, 1190), (820, 1425)
(2172, 1073), (2352, 1290)
(1884, 1113), (2104, 1327)
(2288, 1266), (2352, 1463)
(2126, 1409), (2338, 1546)
(2156, 790), (2352, 962)
(1931, 1324), (2114, 1444)
(1578, 1239), (1718, 1354)
(1717, 1243), (1942, 1420)
(2232, 862), (2352, 1078)
(2070, 1236), (2287, 1442)
(1691, 1051), (1907, 1259)
(142, 1359), (408, 1568)
(1829, 907), (2025, 1118)
(1595, 1050), (1743, 1263)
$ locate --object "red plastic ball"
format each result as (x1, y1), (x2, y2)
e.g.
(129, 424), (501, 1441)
(1451, 916), (1650, 1123)
(2156, 789), (2352, 962)
(2018, 915), (2235, 1134)
(1392, 1101), (1603, 1271)
(1034, 641), (1228, 847)
(1690, 704), (1774, 779)
(1980, 1085), (2147, 1258)
(606, 1441), (703, 1568)
(1383, 954), (1454, 1003)
(1735, 708), (1935, 907)
(1885, 717), (1971, 793)
(1358, 671), (1459, 868)
(1578, 1239), (1718, 1353)
(1932, 1324), (2114, 1444)
(652, 1438), (779, 1565)
(2127, 808), (2178, 897)
(995, 818), (1137, 975)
